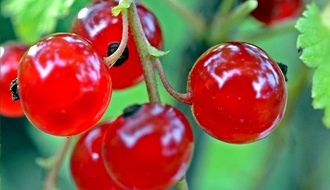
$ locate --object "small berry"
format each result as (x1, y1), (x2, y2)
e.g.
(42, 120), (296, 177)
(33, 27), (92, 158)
(188, 42), (287, 143)
(247, 0), (303, 25)
(71, 1), (163, 89)
(70, 122), (123, 190)
(18, 33), (111, 136)
(102, 103), (194, 189)
(0, 42), (28, 117)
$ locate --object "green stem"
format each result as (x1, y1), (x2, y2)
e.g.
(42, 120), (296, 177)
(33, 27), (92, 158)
(176, 177), (189, 190)
(127, 3), (160, 103)
(163, 0), (206, 37)
(44, 138), (73, 190)
(209, 0), (258, 43)
(235, 19), (296, 42)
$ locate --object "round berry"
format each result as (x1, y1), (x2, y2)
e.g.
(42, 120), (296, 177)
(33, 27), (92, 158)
(0, 42), (28, 117)
(188, 42), (287, 144)
(71, 1), (163, 89)
(70, 122), (123, 190)
(18, 33), (111, 136)
(102, 103), (194, 189)
(247, 0), (303, 25)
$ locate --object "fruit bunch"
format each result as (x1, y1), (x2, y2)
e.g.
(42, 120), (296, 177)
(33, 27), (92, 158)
(0, 0), (297, 189)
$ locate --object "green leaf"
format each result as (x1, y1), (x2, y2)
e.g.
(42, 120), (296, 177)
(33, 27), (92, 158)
(1, 0), (75, 44)
(148, 45), (170, 57)
(296, 3), (330, 128)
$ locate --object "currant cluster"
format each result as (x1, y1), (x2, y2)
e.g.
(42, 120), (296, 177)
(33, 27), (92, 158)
(0, 0), (292, 189)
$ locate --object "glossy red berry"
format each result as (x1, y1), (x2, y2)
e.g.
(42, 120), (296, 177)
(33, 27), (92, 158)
(188, 42), (287, 144)
(0, 42), (28, 117)
(248, 0), (303, 25)
(102, 103), (194, 189)
(71, 1), (163, 89)
(71, 122), (123, 190)
(18, 33), (111, 136)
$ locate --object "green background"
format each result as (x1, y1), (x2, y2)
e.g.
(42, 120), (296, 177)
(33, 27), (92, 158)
(1, 0), (330, 189)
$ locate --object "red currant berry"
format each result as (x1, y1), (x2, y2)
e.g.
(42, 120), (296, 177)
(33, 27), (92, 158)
(71, 122), (123, 190)
(71, 1), (163, 90)
(0, 42), (28, 117)
(188, 42), (287, 144)
(102, 103), (194, 189)
(247, 0), (303, 25)
(18, 33), (111, 136)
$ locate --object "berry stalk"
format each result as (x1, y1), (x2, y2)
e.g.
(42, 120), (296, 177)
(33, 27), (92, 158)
(127, 3), (161, 102)
(44, 138), (73, 190)
(154, 58), (192, 105)
(104, 9), (129, 67)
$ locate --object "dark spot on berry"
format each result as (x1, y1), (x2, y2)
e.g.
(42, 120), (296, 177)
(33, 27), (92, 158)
(298, 47), (303, 55)
(107, 42), (129, 67)
(123, 104), (142, 118)
(277, 62), (288, 82)
(10, 78), (20, 101)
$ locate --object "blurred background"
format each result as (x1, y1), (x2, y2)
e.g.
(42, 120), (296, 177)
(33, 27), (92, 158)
(1, 0), (330, 189)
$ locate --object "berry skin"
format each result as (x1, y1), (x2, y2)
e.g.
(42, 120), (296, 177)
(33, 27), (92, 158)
(0, 42), (28, 117)
(70, 122), (123, 190)
(102, 103), (194, 190)
(188, 42), (287, 144)
(71, 1), (163, 89)
(18, 33), (111, 136)
(248, 0), (303, 25)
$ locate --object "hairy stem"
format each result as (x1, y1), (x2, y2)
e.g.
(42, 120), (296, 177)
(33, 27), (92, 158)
(163, 0), (206, 37)
(154, 58), (192, 105)
(44, 138), (72, 190)
(127, 3), (160, 102)
(105, 9), (129, 67)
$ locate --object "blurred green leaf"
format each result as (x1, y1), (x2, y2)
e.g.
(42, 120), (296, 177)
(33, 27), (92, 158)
(296, 3), (330, 128)
(1, 0), (75, 44)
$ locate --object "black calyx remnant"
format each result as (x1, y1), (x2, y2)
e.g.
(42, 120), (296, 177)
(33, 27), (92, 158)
(107, 42), (129, 67)
(10, 78), (20, 101)
(277, 62), (288, 82)
(298, 47), (303, 55)
(123, 104), (142, 118)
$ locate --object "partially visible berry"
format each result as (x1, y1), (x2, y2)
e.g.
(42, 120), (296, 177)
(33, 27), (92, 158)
(71, 1), (163, 89)
(71, 122), (123, 190)
(0, 42), (28, 117)
(18, 33), (111, 136)
(102, 103), (194, 189)
(247, 0), (303, 25)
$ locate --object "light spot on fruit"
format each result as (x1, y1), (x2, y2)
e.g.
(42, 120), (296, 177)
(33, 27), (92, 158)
(120, 124), (154, 148)
(0, 47), (4, 57)
(78, 8), (88, 19)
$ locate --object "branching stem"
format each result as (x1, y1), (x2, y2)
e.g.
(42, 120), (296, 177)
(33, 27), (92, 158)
(127, 3), (161, 102)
